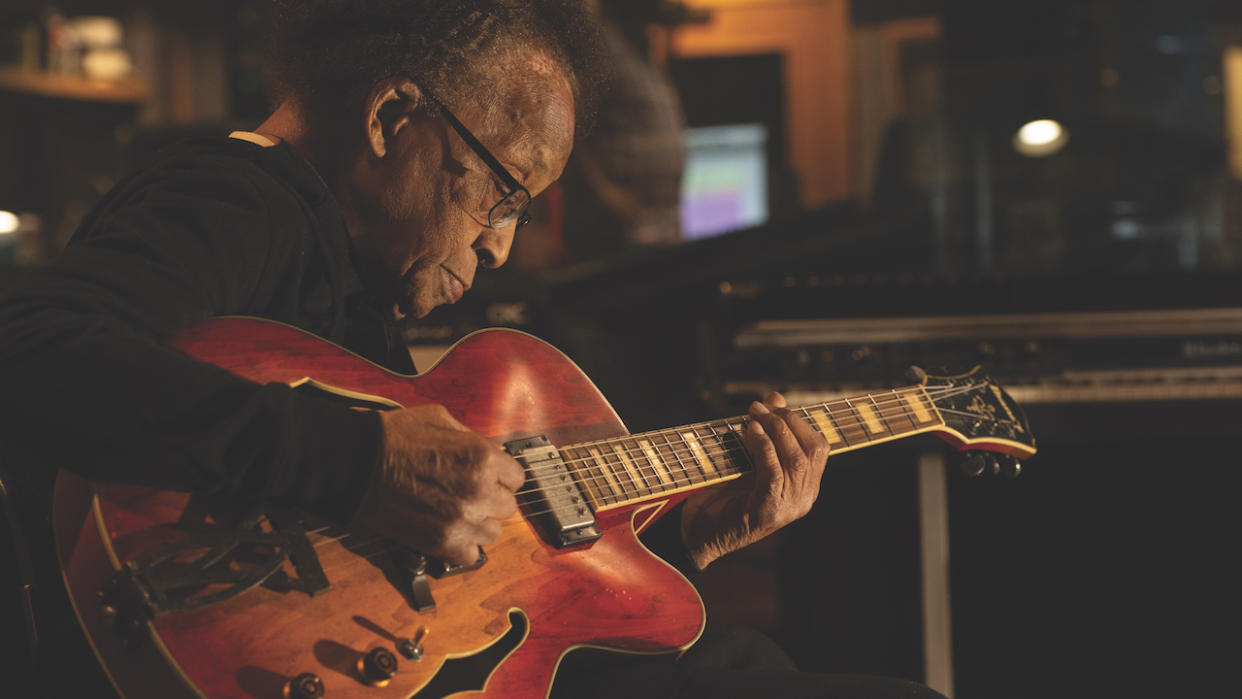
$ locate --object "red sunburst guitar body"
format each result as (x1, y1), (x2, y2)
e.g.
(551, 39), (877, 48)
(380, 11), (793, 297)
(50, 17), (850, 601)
(52, 317), (1036, 699)
(54, 318), (705, 699)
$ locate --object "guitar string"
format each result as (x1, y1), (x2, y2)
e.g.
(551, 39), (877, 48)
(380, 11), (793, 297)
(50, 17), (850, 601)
(312, 431), (1019, 572)
(306, 383), (1017, 565)
(513, 411), (1019, 512)
(322, 387), (1018, 549)
(514, 383), (1008, 489)
(511, 412), (1024, 513)
(516, 382), (993, 481)
(509, 388), (1017, 506)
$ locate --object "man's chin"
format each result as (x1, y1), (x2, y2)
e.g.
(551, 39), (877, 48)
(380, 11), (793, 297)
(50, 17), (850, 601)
(395, 296), (439, 320)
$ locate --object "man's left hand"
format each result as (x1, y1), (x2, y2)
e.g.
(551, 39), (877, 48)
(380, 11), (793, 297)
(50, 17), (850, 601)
(679, 391), (830, 570)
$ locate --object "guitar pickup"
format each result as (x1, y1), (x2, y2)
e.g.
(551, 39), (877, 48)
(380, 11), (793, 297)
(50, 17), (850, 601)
(505, 436), (601, 549)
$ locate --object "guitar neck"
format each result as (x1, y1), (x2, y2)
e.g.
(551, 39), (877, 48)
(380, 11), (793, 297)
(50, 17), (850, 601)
(558, 384), (946, 511)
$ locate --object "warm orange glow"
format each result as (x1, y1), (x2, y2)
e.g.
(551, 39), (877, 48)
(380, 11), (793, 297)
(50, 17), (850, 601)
(673, 0), (851, 208)
(1224, 46), (1242, 178)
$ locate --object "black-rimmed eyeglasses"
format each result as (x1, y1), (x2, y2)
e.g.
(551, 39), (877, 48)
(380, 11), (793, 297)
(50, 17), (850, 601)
(423, 89), (532, 231)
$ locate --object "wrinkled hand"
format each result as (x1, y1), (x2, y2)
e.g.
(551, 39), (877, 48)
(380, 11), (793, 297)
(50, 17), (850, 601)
(680, 392), (829, 570)
(351, 404), (525, 566)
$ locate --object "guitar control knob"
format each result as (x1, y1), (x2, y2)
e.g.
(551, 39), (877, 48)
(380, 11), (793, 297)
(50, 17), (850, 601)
(285, 673), (324, 699)
(398, 626), (430, 661)
(358, 647), (398, 686)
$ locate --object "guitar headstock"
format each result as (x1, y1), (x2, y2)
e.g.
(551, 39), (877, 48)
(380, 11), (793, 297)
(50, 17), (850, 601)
(915, 366), (1037, 475)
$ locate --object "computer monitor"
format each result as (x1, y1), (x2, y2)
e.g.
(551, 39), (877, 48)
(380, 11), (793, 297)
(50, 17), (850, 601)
(679, 123), (769, 240)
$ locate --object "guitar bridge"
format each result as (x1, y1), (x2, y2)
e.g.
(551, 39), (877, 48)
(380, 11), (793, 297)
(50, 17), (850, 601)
(505, 436), (601, 548)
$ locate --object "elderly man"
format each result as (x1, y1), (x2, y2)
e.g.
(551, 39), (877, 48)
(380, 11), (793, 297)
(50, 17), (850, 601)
(0, 2), (944, 698)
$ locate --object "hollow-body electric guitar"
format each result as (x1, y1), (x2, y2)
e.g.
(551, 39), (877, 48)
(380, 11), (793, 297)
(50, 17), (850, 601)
(53, 317), (1037, 698)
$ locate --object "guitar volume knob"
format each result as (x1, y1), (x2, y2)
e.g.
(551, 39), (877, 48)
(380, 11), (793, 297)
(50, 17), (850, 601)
(359, 647), (399, 686)
(285, 673), (324, 699)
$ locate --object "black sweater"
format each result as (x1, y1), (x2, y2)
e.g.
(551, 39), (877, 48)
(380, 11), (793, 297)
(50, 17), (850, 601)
(0, 137), (395, 524)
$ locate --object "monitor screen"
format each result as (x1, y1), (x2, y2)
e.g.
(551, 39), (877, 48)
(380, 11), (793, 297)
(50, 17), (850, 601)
(680, 124), (769, 240)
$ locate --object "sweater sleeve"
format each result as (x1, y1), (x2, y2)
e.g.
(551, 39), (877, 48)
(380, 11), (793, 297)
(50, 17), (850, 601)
(0, 157), (380, 524)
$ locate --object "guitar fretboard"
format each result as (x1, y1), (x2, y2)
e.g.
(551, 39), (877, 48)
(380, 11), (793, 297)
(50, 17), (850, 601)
(559, 385), (944, 510)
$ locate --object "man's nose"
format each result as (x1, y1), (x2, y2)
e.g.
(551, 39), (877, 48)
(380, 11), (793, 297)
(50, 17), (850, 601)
(474, 225), (513, 269)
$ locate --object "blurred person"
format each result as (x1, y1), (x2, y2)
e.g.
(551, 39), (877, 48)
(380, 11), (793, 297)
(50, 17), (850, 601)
(560, 0), (688, 261)
(0, 2), (942, 698)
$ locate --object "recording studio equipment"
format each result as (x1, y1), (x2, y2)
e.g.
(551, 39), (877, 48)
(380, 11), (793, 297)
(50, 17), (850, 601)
(720, 307), (1242, 407)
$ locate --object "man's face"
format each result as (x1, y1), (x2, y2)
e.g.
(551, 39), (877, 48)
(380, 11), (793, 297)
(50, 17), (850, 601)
(347, 52), (575, 318)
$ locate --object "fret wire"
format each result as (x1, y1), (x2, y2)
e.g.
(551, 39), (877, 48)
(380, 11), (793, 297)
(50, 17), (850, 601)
(525, 401), (999, 510)
(840, 398), (871, 444)
(660, 430), (702, 485)
(697, 420), (740, 478)
(564, 431), (746, 496)
(511, 385), (1003, 511)
(887, 388), (920, 433)
(675, 428), (709, 483)
(718, 418), (755, 472)
(685, 425), (719, 478)
(595, 445), (634, 502)
(797, 406), (824, 443)
(594, 442), (627, 501)
(623, 437), (658, 492)
(589, 445), (621, 505)
(824, 399), (854, 441)
(612, 439), (653, 498)
(852, 396), (886, 438)
(560, 446), (603, 506)
(917, 387), (944, 425)
(603, 439), (640, 501)
(558, 441), (715, 502)
(821, 404), (851, 447)
(704, 421), (730, 473)
(639, 437), (675, 490)
(889, 387), (919, 432)
(535, 384), (993, 495)
(805, 405), (846, 448)
(581, 446), (619, 505)
(867, 393), (898, 437)
(834, 402), (864, 446)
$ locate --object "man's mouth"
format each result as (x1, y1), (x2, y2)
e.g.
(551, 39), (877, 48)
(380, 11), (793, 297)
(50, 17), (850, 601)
(443, 266), (469, 302)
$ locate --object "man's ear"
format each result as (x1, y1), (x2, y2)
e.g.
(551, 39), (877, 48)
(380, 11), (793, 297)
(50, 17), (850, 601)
(364, 78), (424, 158)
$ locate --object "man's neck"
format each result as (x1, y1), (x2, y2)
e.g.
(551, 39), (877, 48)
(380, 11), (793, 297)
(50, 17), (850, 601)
(254, 100), (354, 228)
(253, 101), (303, 149)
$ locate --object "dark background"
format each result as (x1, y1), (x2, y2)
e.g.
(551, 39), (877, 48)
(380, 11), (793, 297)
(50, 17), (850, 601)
(4, 1), (1242, 697)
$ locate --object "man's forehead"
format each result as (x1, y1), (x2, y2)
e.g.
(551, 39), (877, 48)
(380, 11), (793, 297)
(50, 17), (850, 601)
(476, 53), (575, 178)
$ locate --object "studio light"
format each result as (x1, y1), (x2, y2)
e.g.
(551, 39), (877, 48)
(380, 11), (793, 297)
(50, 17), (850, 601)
(0, 211), (20, 235)
(1013, 119), (1069, 157)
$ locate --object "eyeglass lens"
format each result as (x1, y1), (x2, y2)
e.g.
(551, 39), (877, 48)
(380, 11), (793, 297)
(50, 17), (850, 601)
(489, 188), (531, 229)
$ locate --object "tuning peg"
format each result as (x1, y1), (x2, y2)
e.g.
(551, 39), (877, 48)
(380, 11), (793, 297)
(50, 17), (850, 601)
(996, 455), (1023, 478)
(958, 453), (989, 478)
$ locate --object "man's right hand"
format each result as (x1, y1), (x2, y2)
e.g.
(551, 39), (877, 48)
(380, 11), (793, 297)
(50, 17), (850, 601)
(351, 404), (525, 566)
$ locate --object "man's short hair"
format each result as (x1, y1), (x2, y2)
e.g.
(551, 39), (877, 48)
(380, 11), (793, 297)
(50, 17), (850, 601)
(270, 0), (602, 139)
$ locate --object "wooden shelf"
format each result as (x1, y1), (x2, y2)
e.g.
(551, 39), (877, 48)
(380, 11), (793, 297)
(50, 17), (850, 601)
(0, 69), (148, 104)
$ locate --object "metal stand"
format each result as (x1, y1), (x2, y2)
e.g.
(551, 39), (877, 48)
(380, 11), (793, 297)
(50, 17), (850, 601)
(919, 450), (954, 698)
